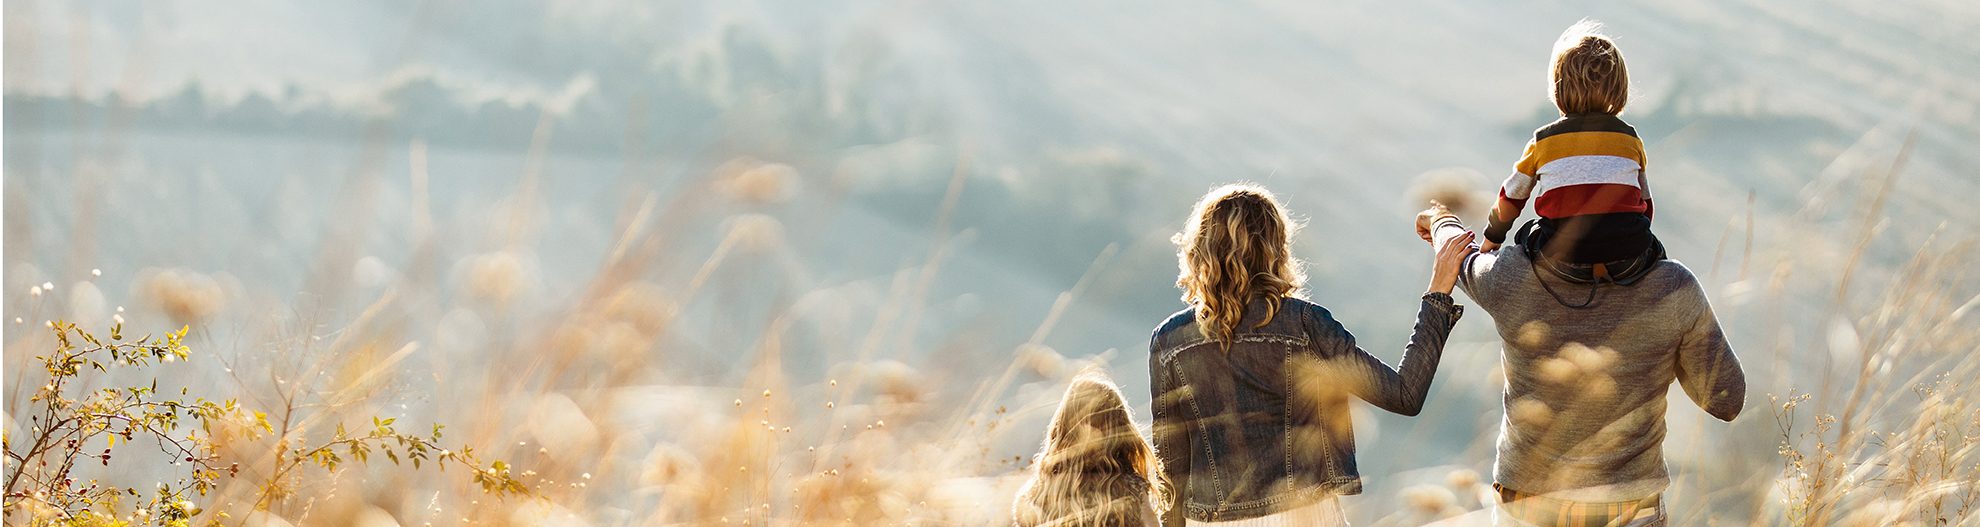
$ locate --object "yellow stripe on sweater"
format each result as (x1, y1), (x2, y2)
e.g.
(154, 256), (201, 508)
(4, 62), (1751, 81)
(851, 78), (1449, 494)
(1518, 131), (1645, 176)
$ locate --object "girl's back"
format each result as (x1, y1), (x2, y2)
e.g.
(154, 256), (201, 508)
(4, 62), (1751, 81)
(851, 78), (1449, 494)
(1013, 474), (1157, 527)
(1012, 370), (1168, 527)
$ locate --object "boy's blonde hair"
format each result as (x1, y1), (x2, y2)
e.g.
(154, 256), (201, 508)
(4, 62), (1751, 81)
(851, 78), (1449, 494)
(1550, 19), (1629, 115)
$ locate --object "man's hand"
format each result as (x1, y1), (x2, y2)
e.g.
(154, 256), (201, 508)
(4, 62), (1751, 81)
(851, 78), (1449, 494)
(1415, 201), (1455, 242)
(1480, 239), (1501, 253)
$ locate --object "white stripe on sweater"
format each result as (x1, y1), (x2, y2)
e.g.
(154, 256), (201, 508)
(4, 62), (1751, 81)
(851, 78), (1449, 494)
(1532, 155), (1643, 199)
(1502, 172), (1537, 200)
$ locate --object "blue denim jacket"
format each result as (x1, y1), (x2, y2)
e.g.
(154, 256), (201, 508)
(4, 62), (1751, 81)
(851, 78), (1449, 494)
(1148, 293), (1461, 524)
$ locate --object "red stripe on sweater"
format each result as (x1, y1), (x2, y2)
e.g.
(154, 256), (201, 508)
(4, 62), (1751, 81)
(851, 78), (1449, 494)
(1534, 183), (1648, 218)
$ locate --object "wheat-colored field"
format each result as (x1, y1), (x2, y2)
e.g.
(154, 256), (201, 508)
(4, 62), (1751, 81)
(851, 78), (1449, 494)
(6, 1), (1979, 526)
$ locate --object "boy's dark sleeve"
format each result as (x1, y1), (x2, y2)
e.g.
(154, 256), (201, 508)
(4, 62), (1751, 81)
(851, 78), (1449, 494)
(1487, 139), (1540, 244)
(1484, 198), (1520, 245)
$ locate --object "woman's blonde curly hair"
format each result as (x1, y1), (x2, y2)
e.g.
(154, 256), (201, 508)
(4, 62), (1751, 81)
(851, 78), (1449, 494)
(1172, 184), (1306, 347)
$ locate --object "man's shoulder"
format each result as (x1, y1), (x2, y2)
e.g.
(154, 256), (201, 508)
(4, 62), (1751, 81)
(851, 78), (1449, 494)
(1475, 240), (1534, 277)
(1650, 258), (1699, 280)
(1642, 259), (1709, 298)
(1467, 244), (1707, 296)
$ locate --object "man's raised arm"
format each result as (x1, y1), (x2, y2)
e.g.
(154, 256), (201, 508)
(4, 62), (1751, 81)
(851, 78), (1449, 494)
(1414, 203), (1494, 305)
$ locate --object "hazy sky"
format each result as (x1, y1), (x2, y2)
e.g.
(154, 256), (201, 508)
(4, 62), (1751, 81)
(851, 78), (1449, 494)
(11, 1), (1976, 133)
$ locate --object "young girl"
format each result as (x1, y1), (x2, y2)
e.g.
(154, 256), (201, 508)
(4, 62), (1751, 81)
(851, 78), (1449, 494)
(1150, 184), (1473, 526)
(1013, 369), (1172, 527)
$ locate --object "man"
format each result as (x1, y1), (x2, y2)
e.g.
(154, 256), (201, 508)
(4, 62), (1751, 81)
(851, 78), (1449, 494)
(1416, 203), (1744, 527)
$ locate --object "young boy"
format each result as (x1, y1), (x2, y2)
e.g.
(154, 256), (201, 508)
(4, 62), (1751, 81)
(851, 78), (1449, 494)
(1482, 20), (1657, 277)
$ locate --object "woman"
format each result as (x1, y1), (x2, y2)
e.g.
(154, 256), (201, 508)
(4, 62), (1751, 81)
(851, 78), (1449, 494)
(1013, 369), (1172, 527)
(1150, 184), (1473, 526)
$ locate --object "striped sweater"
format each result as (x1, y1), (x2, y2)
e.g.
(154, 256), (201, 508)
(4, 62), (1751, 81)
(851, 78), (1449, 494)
(1484, 113), (1652, 245)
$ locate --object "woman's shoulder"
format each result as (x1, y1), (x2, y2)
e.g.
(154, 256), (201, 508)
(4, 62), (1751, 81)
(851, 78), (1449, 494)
(1151, 297), (1332, 349)
(1280, 296), (1323, 314)
(1150, 307), (1197, 349)
(1154, 307), (1195, 336)
(1279, 296), (1333, 326)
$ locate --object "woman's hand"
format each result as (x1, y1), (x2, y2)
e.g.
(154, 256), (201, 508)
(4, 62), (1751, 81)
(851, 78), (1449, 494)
(1429, 230), (1475, 295)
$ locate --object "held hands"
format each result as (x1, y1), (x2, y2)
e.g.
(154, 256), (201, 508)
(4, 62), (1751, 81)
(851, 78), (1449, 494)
(1416, 200), (1476, 294)
(1416, 201), (1476, 295)
(1414, 201), (1456, 242)
(1429, 230), (1475, 295)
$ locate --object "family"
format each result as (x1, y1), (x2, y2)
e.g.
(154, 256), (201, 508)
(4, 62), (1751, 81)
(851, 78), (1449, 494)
(1012, 21), (1746, 527)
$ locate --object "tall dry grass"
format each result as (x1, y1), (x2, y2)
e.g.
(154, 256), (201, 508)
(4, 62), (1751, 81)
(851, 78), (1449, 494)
(3, 119), (1114, 525)
(1759, 133), (1980, 527)
(4, 95), (1974, 527)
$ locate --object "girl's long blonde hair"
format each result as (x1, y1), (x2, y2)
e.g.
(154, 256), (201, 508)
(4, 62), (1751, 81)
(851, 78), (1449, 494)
(1173, 184), (1305, 346)
(1012, 370), (1171, 527)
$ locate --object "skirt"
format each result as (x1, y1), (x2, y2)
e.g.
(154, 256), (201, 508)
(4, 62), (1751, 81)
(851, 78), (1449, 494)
(1185, 496), (1347, 527)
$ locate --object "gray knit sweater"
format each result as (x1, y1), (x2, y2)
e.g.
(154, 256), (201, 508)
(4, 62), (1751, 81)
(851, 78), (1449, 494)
(1432, 219), (1745, 502)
